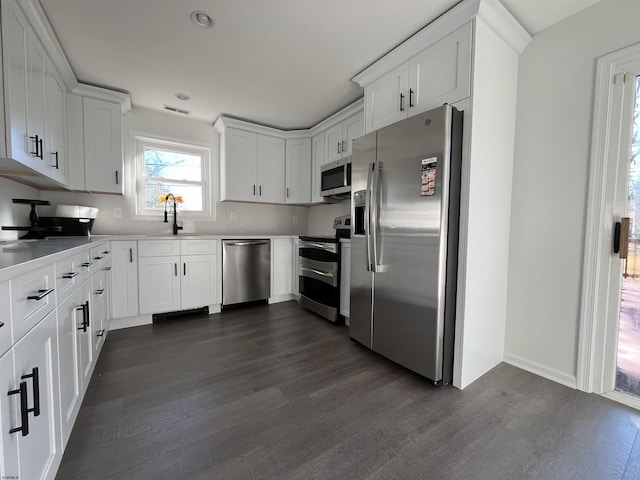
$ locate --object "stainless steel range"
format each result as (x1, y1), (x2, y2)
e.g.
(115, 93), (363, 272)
(298, 215), (350, 323)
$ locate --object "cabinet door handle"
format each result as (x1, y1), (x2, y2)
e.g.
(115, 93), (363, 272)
(103, 251), (110, 255)
(115, 170), (119, 185)
(77, 305), (87, 332)
(337, 142), (341, 154)
(96, 329), (105, 337)
(95, 289), (104, 295)
(129, 248), (133, 263)
(183, 263), (186, 276)
(400, 93), (405, 112)
(53, 151), (59, 169)
(93, 256), (104, 260)
(0, 321), (4, 328)
(21, 367), (40, 417)
(81, 262), (93, 268)
(409, 88), (414, 108)
(102, 266), (112, 271)
(8, 382), (29, 436)
(38, 138), (44, 159)
(85, 301), (90, 327)
(27, 288), (55, 301)
(286, 187), (290, 198)
(63, 271), (79, 279)
(174, 263), (178, 276)
(253, 184), (256, 195)
(29, 134), (40, 157)
(342, 140), (346, 153)
(259, 185), (262, 196)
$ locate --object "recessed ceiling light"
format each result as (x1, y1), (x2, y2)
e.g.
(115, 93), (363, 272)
(191, 10), (214, 29)
(175, 93), (191, 101)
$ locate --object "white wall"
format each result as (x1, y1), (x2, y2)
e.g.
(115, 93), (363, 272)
(0, 177), (42, 241)
(42, 107), (308, 236)
(307, 200), (350, 236)
(505, 0), (640, 387)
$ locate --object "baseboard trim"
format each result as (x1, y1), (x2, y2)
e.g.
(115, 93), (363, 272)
(503, 351), (577, 389)
(110, 314), (153, 330)
(602, 391), (640, 411)
(268, 294), (295, 304)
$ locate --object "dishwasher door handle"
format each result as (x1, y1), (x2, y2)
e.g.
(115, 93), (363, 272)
(224, 241), (270, 247)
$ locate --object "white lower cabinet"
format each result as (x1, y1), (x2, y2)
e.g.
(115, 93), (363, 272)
(138, 239), (218, 315)
(0, 349), (19, 480)
(92, 267), (110, 354)
(10, 310), (62, 480)
(110, 241), (139, 319)
(271, 238), (294, 298)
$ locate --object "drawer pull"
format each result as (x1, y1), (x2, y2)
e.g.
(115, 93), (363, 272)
(8, 382), (29, 436)
(102, 251), (110, 255)
(62, 271), (79, 279)
(81, 262), (93, 268)
(27, 288), (55, 301)
(95, 289), (104, 295)
(102, 267), (112, 271)
(96, 329), (105, 337)
(21, 367), (40, 417)
(93, 256), (104, 260)
(0, 321), (4, 328)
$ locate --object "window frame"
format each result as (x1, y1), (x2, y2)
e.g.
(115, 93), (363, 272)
(133, 135), (212, 219)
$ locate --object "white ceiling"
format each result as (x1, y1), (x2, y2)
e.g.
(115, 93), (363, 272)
(39, 0), (602, 130)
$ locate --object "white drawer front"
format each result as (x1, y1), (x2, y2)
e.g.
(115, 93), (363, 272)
(138, 240), (180, 257)
(55, 252), (86, 301)
(180, 239), (217, 255)
(90, 245), (110, 270)
(0, 281), (11, 356)
(11, 264), (56, 342)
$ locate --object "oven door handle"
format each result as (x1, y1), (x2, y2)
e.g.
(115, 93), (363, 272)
(299, 241), (338, 253)
(299, 267), (338, 287)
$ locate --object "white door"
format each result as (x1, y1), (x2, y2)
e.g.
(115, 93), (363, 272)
(83, 97), (123, 193)
(27, 34), (48, 176)
(45, 59), (67, 185)
(181, 254), (217, 309)
(12, 311), (61, 480)
(222, 128), (257, 201)
(408, 23), (472, 116)
(110, 241), (139, 319)
(285, 138), (311, 204)
(0, 349), (19, 480)
(324, 123), (344, 163)
(364, 62), (409, 133)
(77, 282), (93, 396)
(138, 255), (182, 314)
(342, 113), (364, 158)
(57, 285), (83, 447)
(310, 132), (326, 203)
(256, 134), (285, 203)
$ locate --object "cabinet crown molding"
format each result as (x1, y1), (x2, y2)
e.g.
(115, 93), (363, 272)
(72, 84), (132, 114)
(352, 0), (531, 88)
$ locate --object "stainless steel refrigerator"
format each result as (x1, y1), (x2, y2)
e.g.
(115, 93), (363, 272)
(350, 105), (463, 385)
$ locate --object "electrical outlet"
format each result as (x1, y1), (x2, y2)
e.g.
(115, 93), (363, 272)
(113, 207), (123, 219)
(292, 215), (298, 224)
(229, 211), (237, 222)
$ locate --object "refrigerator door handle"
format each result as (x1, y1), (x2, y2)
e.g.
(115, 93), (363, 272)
(365, 163), (375, 271)
(371, 161), (385, 273)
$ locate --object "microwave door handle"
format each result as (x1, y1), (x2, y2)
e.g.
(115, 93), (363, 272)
(365, 163), (374, 272)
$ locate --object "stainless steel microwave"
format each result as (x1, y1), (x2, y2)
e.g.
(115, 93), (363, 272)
(321, 158), (351, 198)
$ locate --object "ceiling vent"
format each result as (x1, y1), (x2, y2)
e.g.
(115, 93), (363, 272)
(163, 104), (191, 115)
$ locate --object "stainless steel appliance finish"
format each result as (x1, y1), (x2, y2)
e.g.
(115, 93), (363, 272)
(350, 105), (463, 385)
(298, 236), (341, 322)
(321, 158), (351, 198)
(222, 239), (271, 307)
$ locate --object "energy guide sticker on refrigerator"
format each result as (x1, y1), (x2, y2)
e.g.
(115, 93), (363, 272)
(349, 105), (463, 385)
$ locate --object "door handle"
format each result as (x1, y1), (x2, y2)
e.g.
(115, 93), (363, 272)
(21, 367), (40, 417)
(8, 382), (29, 436)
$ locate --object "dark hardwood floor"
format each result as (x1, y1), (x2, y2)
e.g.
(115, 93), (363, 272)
(56, 301), (640, 480)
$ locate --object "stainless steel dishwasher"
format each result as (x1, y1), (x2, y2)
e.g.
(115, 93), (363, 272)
(222, 239), (271, 307)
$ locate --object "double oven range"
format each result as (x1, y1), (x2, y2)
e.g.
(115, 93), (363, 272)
(298, 216), (350, 323)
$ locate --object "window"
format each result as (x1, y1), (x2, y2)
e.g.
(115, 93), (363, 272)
(134, 136), (211, 217)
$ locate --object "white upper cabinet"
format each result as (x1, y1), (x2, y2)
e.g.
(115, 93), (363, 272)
(285, 137), (311, 204)
(83, 97), (123, 194)
(361, 22), (472, 133)
(44, 58), (67, 184)
(310, 132), (326, 204)
(325, 112), (364, 162)
(256, 134), (285, 203)
(217, 124), (286, 204)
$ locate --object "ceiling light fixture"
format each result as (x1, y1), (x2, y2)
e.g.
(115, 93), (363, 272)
(175, 93), (191, 101)
(191, 10), (214, 29)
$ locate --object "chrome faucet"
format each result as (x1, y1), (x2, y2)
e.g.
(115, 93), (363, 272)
(163, 193), (183, 235)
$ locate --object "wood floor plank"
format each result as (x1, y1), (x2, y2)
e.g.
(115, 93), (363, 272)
(56, 301), (640, 480)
